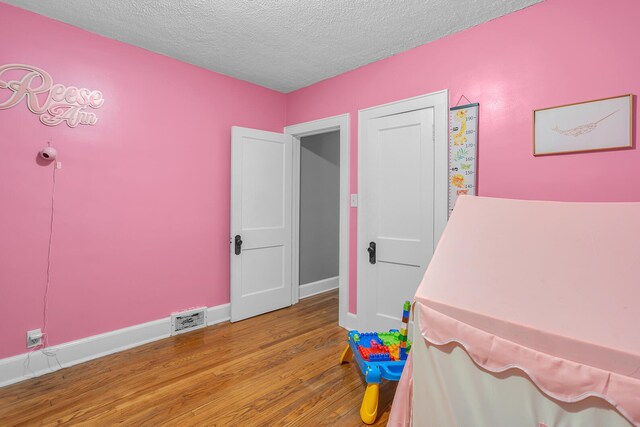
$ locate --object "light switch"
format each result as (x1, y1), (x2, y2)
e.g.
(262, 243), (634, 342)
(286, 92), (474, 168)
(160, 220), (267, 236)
(350, 194), (358, 207)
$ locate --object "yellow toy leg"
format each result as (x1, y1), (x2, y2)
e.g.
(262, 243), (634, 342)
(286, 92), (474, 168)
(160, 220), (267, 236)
(339, 344), (353, 364)
(360, 383), (379, 424)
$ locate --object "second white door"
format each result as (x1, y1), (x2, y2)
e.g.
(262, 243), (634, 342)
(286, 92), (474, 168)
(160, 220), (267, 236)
(360, 108), (436, 332)
(230, 126), (292, 322)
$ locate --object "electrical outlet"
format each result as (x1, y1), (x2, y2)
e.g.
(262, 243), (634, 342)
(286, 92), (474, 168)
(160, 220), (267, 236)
(27, 329), (43, 348)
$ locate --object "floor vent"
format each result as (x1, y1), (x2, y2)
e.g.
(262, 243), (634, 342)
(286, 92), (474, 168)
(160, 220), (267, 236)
(171, 307), (207, 335)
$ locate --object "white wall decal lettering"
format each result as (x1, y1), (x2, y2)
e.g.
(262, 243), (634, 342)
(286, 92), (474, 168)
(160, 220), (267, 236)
(0, 64), (104, 128)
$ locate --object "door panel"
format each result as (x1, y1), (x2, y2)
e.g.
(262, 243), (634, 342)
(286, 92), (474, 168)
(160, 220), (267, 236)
(241, 246), (285, 296)
(231, 127), (292, 322)
(241, 137), (286, 229)
(378, 124), (422, 240)
(361, 108), (435, 331)
(377, 262), (423, 319)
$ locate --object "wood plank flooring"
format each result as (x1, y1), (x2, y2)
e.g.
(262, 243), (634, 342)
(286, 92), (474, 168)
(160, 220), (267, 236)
(0, 290), (397, 426)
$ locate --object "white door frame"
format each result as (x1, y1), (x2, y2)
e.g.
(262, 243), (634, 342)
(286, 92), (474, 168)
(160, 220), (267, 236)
(284, 113), (351, 329)
(357, 90), (449, 328)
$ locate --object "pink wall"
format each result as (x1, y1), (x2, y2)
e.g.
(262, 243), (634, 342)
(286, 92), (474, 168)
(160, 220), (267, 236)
(286, 0), (640, 313)
(0, 3), (286, 359)
(2, 0), (639, 360)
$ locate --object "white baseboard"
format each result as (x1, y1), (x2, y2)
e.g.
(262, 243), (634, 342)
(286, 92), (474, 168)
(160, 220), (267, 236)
(206, 303), (231, 327)
(299, 276), (339, 299)
(0, 303), (230, 388)
(343, 312), (358, 331)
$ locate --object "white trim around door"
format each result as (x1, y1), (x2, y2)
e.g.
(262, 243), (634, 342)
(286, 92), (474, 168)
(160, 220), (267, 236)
(357, 90), (449, 330)
(284, 113), (351, 330)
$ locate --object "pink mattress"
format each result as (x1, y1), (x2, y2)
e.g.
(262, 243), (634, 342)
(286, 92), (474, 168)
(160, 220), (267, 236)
(389, 196), (640, 426)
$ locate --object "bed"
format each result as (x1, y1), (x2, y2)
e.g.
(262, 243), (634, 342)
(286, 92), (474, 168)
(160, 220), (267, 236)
(388, 196), (640, 427)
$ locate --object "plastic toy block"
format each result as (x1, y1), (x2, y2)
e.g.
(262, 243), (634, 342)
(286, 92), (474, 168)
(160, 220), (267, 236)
(389, 345), (400, 361)
(359, 344), (395, 362)
(358, 346), (370, 360)
(360, 332), (378, 340)
(345, 329), (410, 367)
(400, 347), (407, 360)
(370, 353), (391, 362)
(378, 331), (402, 346)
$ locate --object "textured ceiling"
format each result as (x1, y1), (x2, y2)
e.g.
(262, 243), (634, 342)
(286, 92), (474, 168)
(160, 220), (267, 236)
(2, 0), (543, 92)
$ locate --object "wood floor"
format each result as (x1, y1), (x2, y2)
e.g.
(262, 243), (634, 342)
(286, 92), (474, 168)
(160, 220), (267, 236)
(0, 290), (397, 426)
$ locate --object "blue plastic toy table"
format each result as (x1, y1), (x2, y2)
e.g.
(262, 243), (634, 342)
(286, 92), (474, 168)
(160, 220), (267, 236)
(340, 329), (411, 424)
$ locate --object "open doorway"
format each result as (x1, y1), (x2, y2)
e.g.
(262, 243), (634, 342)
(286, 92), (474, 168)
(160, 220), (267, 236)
(285, 114), (352, 329)
(298, 131), (340, 298)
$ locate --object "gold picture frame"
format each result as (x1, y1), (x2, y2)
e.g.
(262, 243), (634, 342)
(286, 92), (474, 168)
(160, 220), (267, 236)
(533, 94), (633, 156)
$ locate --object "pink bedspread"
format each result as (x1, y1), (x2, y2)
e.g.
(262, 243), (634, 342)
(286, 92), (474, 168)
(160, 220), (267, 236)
(388, 197), (640, 426)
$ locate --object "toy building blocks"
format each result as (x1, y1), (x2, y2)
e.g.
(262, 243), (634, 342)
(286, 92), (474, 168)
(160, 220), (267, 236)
(339, 301), (413, 424)
(398, 300), (411, 360)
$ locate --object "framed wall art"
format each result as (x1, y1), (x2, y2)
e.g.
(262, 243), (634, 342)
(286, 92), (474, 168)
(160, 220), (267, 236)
(533, 94), (633, 156)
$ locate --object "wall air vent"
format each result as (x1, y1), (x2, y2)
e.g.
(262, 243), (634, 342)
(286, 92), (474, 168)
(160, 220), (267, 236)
(170, 307), (207, 335)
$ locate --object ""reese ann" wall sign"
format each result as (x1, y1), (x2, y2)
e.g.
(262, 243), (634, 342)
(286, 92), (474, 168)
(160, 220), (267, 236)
(0, 64), (104, 128)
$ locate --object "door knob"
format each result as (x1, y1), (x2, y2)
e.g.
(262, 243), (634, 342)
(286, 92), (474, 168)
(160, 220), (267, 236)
(367, 242), (376, 264)
(234, 235), (243, 255)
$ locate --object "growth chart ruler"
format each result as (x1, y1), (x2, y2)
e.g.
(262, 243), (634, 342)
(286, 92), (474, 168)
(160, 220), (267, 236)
(448, 103), (479, 217)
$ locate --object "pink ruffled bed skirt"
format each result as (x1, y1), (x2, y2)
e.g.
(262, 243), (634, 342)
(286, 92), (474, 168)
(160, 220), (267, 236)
(388, 304), (640, 427)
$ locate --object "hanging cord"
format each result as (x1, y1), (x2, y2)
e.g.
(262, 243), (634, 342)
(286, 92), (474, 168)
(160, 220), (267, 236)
(41, 162), (62, 369)
(42, 165), (58, 345)
(454, 94), (472, 107)
(24, 153), (62, 377)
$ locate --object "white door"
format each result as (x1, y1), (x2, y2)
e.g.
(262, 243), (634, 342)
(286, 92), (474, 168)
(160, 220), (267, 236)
(230, 126), (292, 322)
(360, 109), (436, 331)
